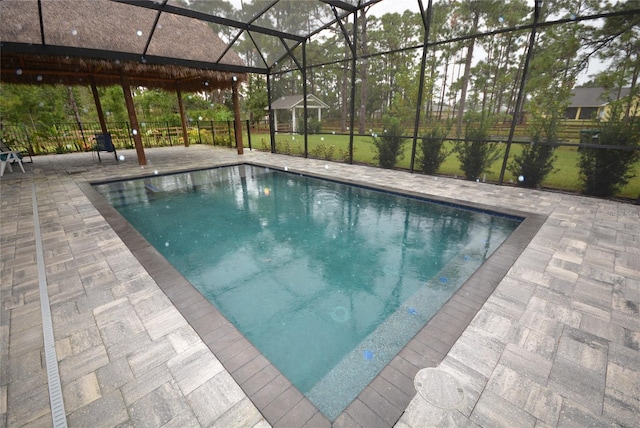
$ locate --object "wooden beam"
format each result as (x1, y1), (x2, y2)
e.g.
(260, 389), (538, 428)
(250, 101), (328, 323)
(1, 42), (268, 75)
(89, 76), (108, 135)
(1, 66), (218, 88)
(176, 84), (190, 147)
(121, 75), (147, 165)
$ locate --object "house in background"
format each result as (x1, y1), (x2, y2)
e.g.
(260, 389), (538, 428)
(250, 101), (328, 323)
(271, 94), (330, 133)
(564, 87), (637, 120)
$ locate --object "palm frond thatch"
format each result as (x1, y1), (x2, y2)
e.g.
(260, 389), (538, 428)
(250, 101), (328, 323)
(0, 0), (247, 91)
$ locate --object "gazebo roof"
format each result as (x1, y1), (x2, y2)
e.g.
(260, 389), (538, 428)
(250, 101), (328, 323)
(0, 0), (247, 91)
(272, 94), (330, 110)
(0, 0), (387, 92)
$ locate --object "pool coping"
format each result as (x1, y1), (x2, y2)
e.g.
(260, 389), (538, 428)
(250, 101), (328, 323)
(80, 162), (547, 428)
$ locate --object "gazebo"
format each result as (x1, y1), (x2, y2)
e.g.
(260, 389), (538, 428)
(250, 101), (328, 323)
(271, 94), (330, 133)
(0, 0), (375, 163)
(0, 0), (249, 165)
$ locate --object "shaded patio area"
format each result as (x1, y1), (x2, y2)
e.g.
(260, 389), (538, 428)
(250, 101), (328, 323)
(1, 145), (638, 427)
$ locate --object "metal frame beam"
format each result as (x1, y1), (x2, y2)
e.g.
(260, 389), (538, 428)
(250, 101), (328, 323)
(279, 38), (303, 71)
(410, 0), (432, 173)
(302, 41), (309, 157)
(498, 0), (542, 184)
(215, 0), (280, 64)
(348, 11), (357, 164)
(319, 0), (357, 13)
(143, 0), (168, 56)
(275, 8), (640, 76)
(331, 5), (354, 52)
(110, 0), (306, 43)
(37, 0), (46, 45)
(267, 73), (276, 153)
(246, 31), (271, 70)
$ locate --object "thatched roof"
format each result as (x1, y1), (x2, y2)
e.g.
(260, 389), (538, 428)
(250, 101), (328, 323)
(0, 0), (247, 91)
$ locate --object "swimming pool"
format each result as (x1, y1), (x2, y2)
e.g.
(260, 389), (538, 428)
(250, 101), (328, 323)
(93, 164), (521, 420)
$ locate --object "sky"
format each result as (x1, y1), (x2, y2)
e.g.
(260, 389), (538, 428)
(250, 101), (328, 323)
(367, 0), (417, 16)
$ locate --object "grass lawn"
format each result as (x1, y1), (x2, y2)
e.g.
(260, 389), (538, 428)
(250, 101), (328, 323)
(246, 132), (640, 201)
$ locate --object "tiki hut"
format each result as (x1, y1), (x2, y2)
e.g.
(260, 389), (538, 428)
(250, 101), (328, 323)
(0, 0), (248, 163)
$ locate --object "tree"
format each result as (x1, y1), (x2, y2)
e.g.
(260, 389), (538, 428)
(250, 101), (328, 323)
(452, 0), (499, 136)
(137, 89), (178, 122)
(469, 0), (528, 118)
(510, 83), (566, 189)
(578, 106), (640, 197)
(422, 1), (456, 121)
(508, 134), (557, 189)
(349, 9), (424, 132)
(99, 86), (128, 123)
(357, 7), (369, 135)
(587, 0), (640, 119)
(386, 12), (423, 121)
(455, 114), (500, 180)
(418, 124), (451, 175)
(509, 0), (585, 188)
(0, 84), (70, 127)
(246, 74), (268, 124)
(179, 0), (236, 42)
(511, 70), (566, 189)
(238, 1), (332, 99)
(372, 114), (405, 169)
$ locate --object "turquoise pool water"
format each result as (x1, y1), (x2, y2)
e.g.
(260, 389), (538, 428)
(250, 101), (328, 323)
(94, 164), (520, 419)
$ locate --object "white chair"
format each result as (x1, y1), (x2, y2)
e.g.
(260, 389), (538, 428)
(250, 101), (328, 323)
(0, 142), (26, 176)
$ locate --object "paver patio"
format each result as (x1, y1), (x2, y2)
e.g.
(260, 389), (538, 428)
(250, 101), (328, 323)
(1, 145), (638, 427)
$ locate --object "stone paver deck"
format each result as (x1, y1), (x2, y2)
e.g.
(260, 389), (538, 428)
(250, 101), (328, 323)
(1, 145), (638, 427)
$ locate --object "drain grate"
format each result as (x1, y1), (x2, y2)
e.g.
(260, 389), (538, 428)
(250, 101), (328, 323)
(32, 184), (68, 428)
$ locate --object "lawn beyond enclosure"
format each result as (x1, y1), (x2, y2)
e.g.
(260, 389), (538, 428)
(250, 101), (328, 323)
(250, 132), (640, 200)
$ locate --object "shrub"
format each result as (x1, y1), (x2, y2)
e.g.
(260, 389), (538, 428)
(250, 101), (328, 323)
(418, 125), (450, 175)
(578, 111), (640, 197)
(337, 145), (355, 162)
(197, 129), (213, 144)
(36, 124), (72, 154)
(372, 115), (405, 169)
(310, 143), (336, 160)
(276, 139), (301, 155)
(510, 103), (561, 188)
(509, 130), (557, 188)
(1, 133), (33, 155)
(455, 120), (500, 180)
(305, 117), (322, 134)
(211, 106), (234, 122)
(187, 128), (201, 144)
(213, 134), (229, 146)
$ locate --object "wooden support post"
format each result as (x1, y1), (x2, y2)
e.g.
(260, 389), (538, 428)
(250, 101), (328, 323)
(177, 84), (190, 147)
(121, 76), (147, 165)
(89, 76), (108, 135)
(292, 108), (297, 133)
(232, 76), (243, 154)
(274, 110), (278, 132)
